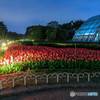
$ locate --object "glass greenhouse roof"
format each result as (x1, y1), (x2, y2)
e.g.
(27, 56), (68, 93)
(73, 15), (100, 42)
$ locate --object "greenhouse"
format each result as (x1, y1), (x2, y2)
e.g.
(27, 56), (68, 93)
(73, 15), (100, 42)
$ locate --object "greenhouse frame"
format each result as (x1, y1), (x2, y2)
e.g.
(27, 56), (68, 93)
(73, 15), (100, 42)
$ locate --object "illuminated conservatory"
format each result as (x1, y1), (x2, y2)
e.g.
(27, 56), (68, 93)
(73, 15), (100, 42)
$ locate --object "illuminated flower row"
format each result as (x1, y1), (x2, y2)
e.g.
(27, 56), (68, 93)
(0, 45), (100, 65)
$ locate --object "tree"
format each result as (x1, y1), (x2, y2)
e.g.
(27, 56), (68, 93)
(55, 27), (69, 41)
(73, 20), (84, 30)
(8, 31), (24, 40)
(0, 22), (8, 41)
(25, 20), (84, 41)
(25, 25), (46, 40)
(25, 26), (33, 40)
(0, 21), (24, 41)
(45, 21), (59, 41)
(47, 21), (59, 28)
(60, 20), (84, 39)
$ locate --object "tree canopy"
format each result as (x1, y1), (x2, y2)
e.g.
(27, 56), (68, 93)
(25, 20), (84, 41)
(0, 22), (8, 41)
(0, 21), (24, 42)
(0, 20), (84, 42)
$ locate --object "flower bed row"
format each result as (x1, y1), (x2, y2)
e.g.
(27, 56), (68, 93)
(0, 45), (100, 73)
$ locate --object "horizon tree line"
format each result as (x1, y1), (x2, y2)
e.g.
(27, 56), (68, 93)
(0, 20), (84, 42)
(25, 20), (84, 41)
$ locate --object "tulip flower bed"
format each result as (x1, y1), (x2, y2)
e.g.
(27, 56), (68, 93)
(0, 45), (100, 73)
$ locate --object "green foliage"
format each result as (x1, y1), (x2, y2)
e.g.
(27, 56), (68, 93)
(0, 21), (24, 41)
(0, 58), (100, 74)
(0, 22), (8, 41)
(8, 31), (24, 40)
(11, 41), (100, 50)
(25, 20), (84, 41)
(25, 25), (46, 40)
(47, 21), (59, 28)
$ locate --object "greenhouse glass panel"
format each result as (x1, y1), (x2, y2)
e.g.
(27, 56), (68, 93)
(94, 33), (99, 42)
(73, 15), (100, 42)
(94, 23), (100, 28)
(85, 29), (91, 33)
(89, 24), (95, 28)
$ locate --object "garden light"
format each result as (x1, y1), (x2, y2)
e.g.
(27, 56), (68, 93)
(2, 43), (6, 47)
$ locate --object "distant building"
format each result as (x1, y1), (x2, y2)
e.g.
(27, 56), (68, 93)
(73, 15), (100, 42)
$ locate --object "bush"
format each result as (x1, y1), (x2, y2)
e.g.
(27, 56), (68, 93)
(13, 41), (100, 50)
